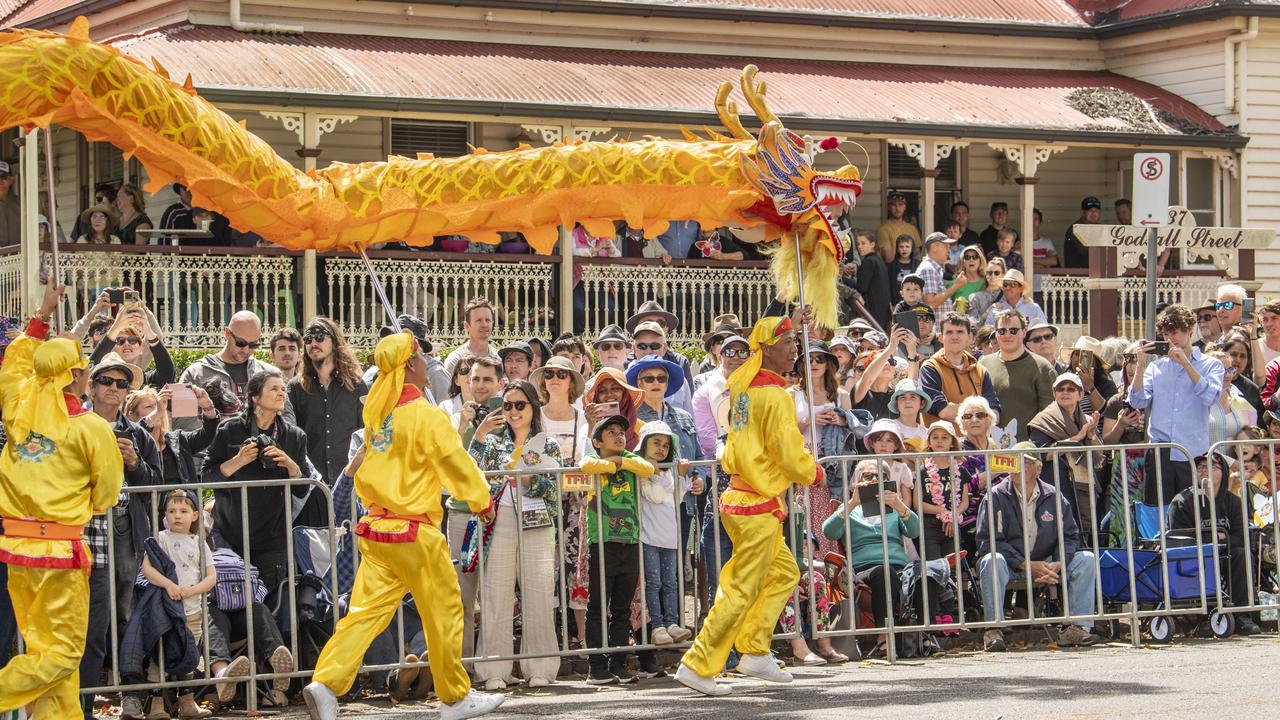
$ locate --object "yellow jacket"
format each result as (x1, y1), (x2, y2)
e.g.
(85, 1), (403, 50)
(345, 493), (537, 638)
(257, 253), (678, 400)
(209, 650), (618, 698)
(356, 387), (492, 527)
(0, 324), (122, 569)
(722, 370), (821, 511)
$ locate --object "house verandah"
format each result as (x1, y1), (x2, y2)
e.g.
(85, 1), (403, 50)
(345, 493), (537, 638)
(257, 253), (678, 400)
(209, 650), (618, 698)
(2, 23), (1251, 348)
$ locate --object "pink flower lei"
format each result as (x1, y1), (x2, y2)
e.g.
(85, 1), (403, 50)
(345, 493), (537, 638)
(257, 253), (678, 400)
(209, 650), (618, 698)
(925, 459), (952, 524)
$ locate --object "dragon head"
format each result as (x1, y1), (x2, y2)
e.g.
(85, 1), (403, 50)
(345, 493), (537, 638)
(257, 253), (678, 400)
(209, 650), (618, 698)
(718, 67), (862, 262)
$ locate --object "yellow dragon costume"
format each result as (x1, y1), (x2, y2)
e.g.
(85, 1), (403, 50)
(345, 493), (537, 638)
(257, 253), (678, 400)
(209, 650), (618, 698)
(0, 18), (863, 326)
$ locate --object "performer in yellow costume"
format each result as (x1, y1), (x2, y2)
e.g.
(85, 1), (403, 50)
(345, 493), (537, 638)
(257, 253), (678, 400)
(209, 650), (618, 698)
(676, 314), (823, 696)
(0, 284), (123, 716)
(303, 331), (506, 720)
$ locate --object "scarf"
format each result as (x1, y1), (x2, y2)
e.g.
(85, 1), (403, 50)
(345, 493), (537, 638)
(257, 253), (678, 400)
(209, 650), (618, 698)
(10, 337), (87, 443)
(363, 332), (417, 443)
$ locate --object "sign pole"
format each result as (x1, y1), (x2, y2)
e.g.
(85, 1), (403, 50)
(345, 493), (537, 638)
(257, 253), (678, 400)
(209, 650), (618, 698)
(1144, 226), (1157, 341)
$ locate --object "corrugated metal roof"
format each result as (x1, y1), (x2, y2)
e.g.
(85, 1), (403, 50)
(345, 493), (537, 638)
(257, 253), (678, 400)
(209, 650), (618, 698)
(1104, 0), (1219, 22)
(599, 0), (1087, 24)
(111, 25), (1228, 136)
(3, 0), (80, 27)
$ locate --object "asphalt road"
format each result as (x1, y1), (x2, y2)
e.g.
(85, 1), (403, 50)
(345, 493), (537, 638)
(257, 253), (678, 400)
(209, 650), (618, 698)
(268, 634), (1280, 719)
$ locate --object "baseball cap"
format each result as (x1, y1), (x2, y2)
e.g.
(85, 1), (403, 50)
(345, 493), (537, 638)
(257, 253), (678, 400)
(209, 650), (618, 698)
(924, 231), (952, 249)
(0, 161), (12, 177)
(1081, 196), (1102, 210)
(1053, 371), (1084, 391)
(633, 320), (667, 339)
(887, 191), (907, 203)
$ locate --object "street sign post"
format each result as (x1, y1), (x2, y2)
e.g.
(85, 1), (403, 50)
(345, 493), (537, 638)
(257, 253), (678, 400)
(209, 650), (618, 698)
(1133, 153), (1169, 338)
(1071, 204), (1276, 336)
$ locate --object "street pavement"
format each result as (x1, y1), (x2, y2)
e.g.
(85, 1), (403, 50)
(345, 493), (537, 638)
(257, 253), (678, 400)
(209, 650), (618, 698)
(267, 634), (1280, 719)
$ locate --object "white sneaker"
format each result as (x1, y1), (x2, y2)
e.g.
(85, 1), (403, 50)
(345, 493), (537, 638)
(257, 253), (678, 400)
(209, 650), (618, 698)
(214, 655), (251, 703)
(738, 653), (793, 683)
(674, 663), (731, 697)
(652, 626), (674, 645)
(483, 677), (506, 692)
(667, 624), (693, 643)
(268, 645), (295, 693)
(302, 681), (338, 720)
(440, 690), (506, 720)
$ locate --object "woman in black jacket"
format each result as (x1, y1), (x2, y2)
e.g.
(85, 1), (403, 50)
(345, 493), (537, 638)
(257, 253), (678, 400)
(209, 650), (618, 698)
(849, 230), (891, 330)
(206, 370), (314, 610)
(124, 384), (222, 484)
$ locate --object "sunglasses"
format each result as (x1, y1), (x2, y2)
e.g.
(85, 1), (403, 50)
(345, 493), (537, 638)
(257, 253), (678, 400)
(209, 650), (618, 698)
(116, 336), (141, 346)
(228, 331), (260, 350)
(1026, 333), (1054, 344)
(963, 254), (980, 261)
(960, 412), (988, 420)
(986, 269), (1003, 275)
(1002, 282), (1023, 289)
(542, 369), (572, 380)
(994, 327), (1023, 336)
(1055, 385), (1081, 393)
(502, 400), (529, 412)
(303, 331), (331, 345)
(1198, 313), (1217, 322)
(638, 374), (668, 384)
(596, 342), (626, 352)
(1215, 301), (1237, 311)
(721, 348), (751, 360)
(94, 376), (131, 390)
(783, 370), (800, 378)
(635, 342), (664, 351)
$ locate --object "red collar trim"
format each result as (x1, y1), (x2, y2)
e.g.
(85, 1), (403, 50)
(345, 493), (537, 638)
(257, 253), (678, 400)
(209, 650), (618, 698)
(64, 393), (87, 416)
(396, 385), (423, 406)
(750, 370), (787, 388)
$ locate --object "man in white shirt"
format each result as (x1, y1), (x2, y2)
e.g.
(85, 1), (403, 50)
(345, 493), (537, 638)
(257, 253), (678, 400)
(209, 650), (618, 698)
(984, 270), (1046, 327)
(444, 297), (499, 376)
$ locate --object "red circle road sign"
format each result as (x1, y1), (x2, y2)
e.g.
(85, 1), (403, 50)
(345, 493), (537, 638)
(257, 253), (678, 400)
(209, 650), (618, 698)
(1140, 156), (1164, 181)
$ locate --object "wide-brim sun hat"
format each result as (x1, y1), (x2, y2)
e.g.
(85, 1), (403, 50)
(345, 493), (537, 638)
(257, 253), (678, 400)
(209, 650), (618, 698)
(530, 355), (585, 401)
(625, 354), (685, 397)
(888, 378), (930, 416)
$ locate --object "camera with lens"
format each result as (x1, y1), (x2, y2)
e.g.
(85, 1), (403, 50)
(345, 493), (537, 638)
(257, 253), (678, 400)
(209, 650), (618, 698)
(255, 433), (277, 469)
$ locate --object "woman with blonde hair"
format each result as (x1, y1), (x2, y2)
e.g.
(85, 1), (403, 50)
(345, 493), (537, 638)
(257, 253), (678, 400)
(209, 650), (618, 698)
(115, 183), (153, 245)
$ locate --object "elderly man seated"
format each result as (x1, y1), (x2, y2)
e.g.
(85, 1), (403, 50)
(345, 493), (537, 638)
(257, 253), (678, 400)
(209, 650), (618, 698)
(975, 442), (1099, 652)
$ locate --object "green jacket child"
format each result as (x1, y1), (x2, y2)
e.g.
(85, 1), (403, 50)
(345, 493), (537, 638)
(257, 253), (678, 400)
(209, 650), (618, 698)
(581, 415), (655, 545)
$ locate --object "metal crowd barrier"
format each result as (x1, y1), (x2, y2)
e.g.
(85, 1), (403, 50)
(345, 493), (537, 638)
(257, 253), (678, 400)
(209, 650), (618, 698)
(64, 437), (1259, 711)
(1202, 437), (1280, 631)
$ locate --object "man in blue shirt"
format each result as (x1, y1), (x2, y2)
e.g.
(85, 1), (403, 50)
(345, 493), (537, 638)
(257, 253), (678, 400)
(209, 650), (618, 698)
(1127, 304), (1224, 504)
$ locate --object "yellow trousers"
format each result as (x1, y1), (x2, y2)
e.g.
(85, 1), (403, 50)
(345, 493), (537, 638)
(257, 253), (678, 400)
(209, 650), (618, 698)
(311, 521), (472, 705)
(0, 565), (89, 715)
(682, 511), (798, 677)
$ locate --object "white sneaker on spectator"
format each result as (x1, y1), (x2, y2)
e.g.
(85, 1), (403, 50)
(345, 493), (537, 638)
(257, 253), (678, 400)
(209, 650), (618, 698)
(674, 663), (731, 696)
(214, 655), (252, 703)
(667, 625), (692, 643)
(302, 681), (338, 720)
(738, 653), (793, 683)
(440, 689), (505, 720)
(483, 677), (506, 692)
(268, 645), (295, 693)
(652, 626), (673, 645)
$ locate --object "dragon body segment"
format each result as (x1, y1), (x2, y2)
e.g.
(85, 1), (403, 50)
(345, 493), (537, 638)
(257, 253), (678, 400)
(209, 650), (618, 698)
(0, 19), (863, 326)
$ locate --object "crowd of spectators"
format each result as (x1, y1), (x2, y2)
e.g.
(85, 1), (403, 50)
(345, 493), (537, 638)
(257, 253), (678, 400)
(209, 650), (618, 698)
(2, 189), (1278, 716)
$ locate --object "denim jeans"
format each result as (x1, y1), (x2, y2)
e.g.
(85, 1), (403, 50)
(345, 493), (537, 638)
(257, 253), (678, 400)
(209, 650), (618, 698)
(978, 551), (1097, 627)
(643, 544), (679, 628)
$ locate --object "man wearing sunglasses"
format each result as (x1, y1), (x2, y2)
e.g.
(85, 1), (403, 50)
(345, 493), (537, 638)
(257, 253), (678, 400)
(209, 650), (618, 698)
(979, 310), (1055, 441)
(83, 352), (162, 716)
(630, 321), (693, 416)
(1192, 302), (1222, 350)
(982, 269), (1045, 327)
(179, 310), (292, 428)
(591, 324), (630, 373)
(1215, 283), (1248, 330)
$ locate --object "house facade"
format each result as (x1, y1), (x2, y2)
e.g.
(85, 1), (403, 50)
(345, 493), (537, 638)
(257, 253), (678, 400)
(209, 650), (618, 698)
(1, 0), (1275, 346)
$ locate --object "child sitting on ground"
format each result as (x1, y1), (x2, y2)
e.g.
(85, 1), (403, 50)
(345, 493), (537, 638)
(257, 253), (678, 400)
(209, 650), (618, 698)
(635, 422), (701, 646)
(579, 415), (655, 685)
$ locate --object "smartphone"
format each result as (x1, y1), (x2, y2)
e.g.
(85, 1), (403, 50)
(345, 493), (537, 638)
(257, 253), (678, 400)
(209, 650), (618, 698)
(165, 383), (198, 418)
(113, 427), (132, 441)
(1151, 340), (1169, 356)
(597, 401), (620, 416)
(857, 481), (882, 517)
(121, 289), (143, 314)
(1076, 349), (1094, 378)
(1243, 298), (1256, 324)
(107, 287), (125, 306)
(892, 310), (921, 337)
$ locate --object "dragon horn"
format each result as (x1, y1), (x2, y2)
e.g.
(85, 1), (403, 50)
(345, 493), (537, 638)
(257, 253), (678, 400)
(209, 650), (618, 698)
(740, 65), (778, 126)
(715, 80), (752, 140)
